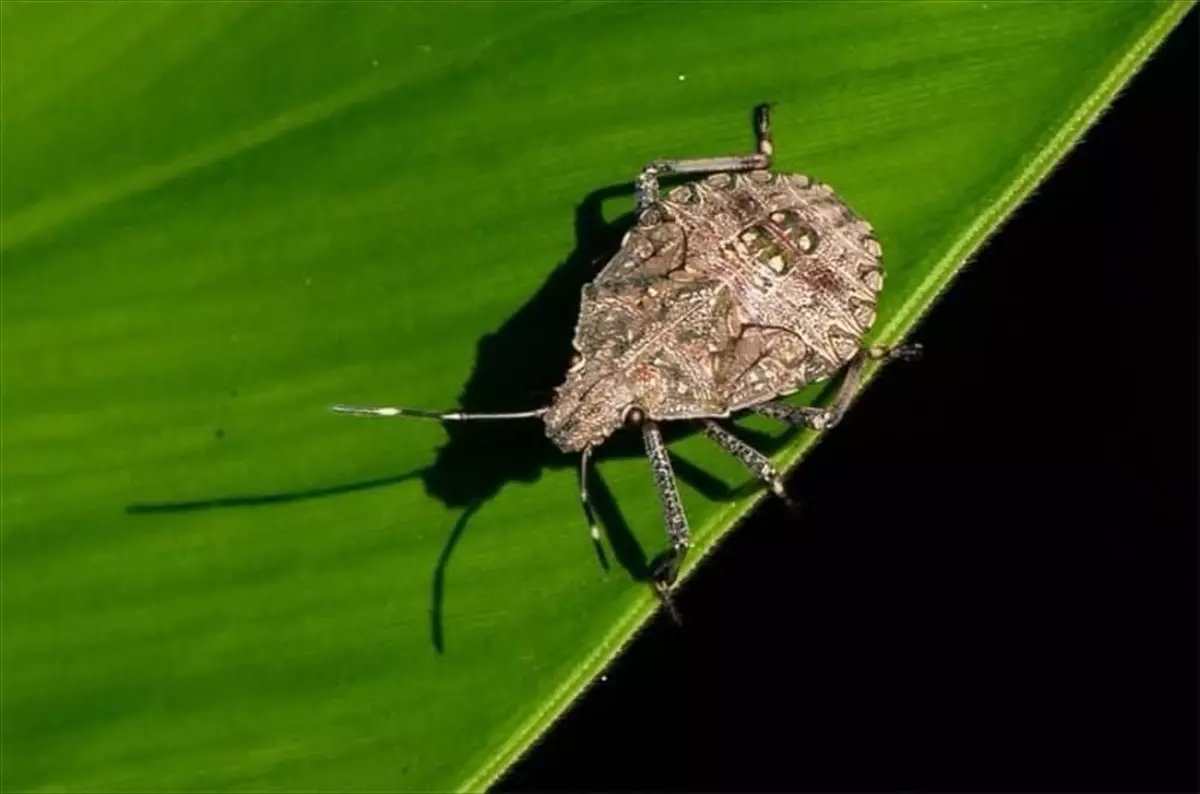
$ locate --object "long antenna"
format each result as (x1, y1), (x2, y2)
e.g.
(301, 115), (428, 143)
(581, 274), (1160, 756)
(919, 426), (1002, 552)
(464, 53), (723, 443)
(330, 404), (547, 421)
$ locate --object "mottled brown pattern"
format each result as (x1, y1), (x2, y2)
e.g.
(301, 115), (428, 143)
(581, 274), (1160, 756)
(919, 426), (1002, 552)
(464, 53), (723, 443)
(545, 169), (883, 452)
(329, 104), (904, 610)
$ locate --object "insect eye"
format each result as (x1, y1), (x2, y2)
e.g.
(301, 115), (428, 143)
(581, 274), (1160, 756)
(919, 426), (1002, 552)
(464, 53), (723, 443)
(638, 207), (664, 227)
(667, 183), (699, 204)
(622, 406), (646, 427)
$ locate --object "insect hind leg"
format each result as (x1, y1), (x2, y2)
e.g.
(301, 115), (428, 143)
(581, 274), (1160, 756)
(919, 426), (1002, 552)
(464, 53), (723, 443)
(636, 102), (775, 209)
(752, 341), (923, 431)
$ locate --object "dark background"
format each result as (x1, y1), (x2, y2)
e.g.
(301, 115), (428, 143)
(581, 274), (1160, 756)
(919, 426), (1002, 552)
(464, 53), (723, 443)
(498, 8), (1198, 794)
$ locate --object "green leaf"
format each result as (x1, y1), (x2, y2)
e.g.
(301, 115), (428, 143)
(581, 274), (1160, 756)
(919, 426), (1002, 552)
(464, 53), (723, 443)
(2, 2), (1191, 791)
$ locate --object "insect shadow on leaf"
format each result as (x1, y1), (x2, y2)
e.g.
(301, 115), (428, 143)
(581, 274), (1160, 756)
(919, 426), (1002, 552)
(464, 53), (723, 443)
(129, 99), (927, 652)
(124, 181), (768, 654)
(387, 100), (907, 639)
(417, 181), (784, 652)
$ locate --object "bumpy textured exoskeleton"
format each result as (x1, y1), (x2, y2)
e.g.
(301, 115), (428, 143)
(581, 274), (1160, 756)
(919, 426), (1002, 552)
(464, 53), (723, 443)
(332, 104), (918, 620)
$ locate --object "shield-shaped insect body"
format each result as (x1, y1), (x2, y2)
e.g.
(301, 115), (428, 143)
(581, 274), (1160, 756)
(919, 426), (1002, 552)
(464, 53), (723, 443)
(332, 103), (918, 617)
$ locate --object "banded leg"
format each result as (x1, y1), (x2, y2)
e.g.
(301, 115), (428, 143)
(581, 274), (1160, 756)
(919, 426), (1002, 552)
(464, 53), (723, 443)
(642, 420), (689, 621)
(636, 102), (775, 209)
(753, 342), (923, 431)
(868, 341), (923, 362)
(752, 401), (834, 431)
(700, 420), (795, 511)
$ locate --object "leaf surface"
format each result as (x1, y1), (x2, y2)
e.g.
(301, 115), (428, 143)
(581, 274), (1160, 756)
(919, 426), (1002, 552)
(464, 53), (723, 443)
(2, 2), (1192, 790)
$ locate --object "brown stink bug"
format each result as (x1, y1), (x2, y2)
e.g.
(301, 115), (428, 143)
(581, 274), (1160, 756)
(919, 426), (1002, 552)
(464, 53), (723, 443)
(332, 103), (918, 618)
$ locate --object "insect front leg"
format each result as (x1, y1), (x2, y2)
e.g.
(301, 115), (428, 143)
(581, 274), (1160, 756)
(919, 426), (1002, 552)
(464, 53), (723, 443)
(577, 447), (611, 570)
(636, 102), (776, 209)
(642, 420), (690, 621)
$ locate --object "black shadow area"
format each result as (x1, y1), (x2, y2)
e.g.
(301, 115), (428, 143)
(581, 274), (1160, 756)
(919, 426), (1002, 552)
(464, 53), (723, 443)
(128, 182), (766, 652)
(497, 9), (1199, 793)
(420, 182), (653, 651)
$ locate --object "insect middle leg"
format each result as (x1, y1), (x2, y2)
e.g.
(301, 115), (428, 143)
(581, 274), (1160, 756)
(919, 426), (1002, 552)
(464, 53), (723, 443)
(752, 342), (923, 431)
(642, 420), (690, 618)
(699, 419), (796, 510)
(636, 102), (775, 209)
